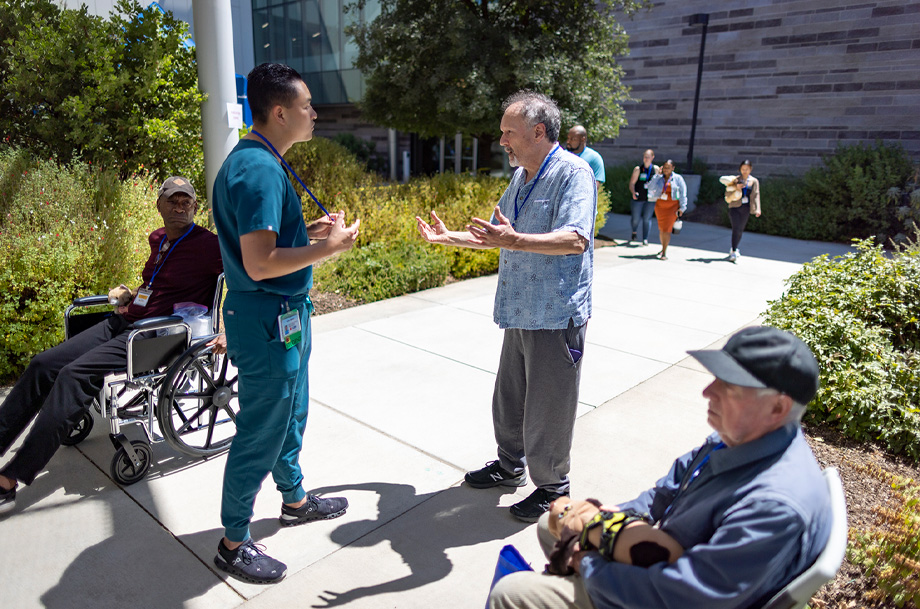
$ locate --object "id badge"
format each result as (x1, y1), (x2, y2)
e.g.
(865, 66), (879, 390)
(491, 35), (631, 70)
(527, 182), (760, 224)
(742, 196), (749, 204)
(278, 309), (302, 350)
(133, 288), (153, 307)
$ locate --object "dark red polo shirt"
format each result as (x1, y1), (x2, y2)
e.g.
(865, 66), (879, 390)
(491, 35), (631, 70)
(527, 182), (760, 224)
(123, 224), (223, 322)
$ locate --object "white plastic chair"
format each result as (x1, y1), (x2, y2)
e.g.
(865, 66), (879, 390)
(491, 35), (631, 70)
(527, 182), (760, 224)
(760, 467), (848, 609)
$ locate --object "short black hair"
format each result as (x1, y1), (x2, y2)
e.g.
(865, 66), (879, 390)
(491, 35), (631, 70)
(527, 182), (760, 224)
(502, 90), (562, 142)
(740, 159), (753, 170)
(246, 63), (305, 125)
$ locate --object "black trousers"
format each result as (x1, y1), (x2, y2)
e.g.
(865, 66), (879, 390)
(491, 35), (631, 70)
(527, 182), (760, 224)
(0, 315), (131, 485)
(729, 205), (751, 251)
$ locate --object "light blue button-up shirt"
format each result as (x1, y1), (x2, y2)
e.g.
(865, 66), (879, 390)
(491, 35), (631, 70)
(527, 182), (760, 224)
(493, 146), (596, 330)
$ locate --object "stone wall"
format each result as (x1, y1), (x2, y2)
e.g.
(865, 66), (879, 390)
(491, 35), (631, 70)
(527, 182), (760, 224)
(593, 0), (920, 177)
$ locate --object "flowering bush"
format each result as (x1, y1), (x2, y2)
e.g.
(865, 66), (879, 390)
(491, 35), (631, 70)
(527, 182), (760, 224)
(0, 147), (160, 380)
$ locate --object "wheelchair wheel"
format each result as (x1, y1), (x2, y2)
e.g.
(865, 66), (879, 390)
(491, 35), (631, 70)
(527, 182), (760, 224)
(61, 410), (94, 446)
(110, 440), (152, 485)
(157, 340), (239, 458)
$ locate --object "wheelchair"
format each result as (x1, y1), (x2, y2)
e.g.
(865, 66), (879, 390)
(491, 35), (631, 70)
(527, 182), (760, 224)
(61, 274), (239, 485)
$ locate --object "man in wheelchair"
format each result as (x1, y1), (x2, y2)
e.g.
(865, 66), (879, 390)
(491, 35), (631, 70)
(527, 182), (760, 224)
(0, 176), (223, 515)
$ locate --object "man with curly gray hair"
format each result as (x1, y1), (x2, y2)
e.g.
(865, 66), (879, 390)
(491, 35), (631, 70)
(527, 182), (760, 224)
(417, 90), (596, 522)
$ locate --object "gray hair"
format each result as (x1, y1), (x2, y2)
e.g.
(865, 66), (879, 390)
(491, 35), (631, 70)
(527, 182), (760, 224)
(502, 90), (562, 143)
(755, 387), (807, 424)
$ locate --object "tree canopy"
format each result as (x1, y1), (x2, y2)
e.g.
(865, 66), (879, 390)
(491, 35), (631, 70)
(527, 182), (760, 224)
(347, 0), (648, 141)
(0, 0), (205, 186)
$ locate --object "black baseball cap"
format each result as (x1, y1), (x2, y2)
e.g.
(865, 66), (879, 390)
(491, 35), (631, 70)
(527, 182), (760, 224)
(158, 176), (196, 201)
(688, 326), (820, 405)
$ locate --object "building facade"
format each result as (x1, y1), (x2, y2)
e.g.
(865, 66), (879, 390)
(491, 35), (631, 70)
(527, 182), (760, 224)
(597, 0), (920, 176)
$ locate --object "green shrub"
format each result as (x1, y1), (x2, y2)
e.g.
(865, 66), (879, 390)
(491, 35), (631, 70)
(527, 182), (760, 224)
(848, 463), (920, 606)
(313, 239), (450, 302)
(0, 146), (161, 380)
(745, 177), (831, 240)
(747, 142), (915, 243)
(602, 164), (634, 214)
(803, 141), (914, 242)
(763, 239), (920, 460)
(887, 164), (920, 245)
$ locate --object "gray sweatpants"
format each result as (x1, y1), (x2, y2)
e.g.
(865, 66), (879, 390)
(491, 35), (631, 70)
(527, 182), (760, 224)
(493, 320), (587, 493)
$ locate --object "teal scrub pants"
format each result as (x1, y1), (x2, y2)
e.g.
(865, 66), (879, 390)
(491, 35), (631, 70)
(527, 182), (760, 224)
(220, 290), (313, 543)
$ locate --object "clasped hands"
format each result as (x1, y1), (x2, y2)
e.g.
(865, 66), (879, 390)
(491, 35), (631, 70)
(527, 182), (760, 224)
(546, 497), (683, 574)
(307, 210), (361, 250)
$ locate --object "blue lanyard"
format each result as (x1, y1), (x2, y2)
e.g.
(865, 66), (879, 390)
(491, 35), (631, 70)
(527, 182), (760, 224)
(512, 145), (560, 228)
(250, 130), (333, 218)
(147, 224), (194, 289)
(740, 177), (751, 198)
(664, 441), (726, 518)
(684, 441), (725, 489)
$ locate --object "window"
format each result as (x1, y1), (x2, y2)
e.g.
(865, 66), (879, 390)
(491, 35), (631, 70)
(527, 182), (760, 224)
(252, 0), (378, 104)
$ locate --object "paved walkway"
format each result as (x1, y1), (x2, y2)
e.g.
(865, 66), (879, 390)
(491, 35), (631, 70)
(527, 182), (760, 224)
(0, 214), (852, 609)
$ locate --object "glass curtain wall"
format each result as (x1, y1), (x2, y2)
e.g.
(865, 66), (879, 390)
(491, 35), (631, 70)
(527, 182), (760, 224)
(251, 0), (379, 105)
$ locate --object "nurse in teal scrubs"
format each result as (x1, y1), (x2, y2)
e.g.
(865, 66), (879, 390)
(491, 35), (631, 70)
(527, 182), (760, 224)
(210, 62), (361, 585)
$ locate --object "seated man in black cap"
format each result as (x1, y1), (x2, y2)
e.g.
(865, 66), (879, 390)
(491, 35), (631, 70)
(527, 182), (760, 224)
(0, 176), (224, 515)
(490, 325), (832, 609)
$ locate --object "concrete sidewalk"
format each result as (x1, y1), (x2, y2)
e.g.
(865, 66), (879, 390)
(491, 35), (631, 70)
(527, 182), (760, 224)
(0, 214), (852, 609)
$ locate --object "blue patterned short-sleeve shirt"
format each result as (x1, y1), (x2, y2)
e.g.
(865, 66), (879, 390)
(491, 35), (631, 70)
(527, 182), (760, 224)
(493, 146), (596, 330)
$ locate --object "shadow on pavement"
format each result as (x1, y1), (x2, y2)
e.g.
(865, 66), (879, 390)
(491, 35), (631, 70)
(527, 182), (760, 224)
(306, 481), (529, 608)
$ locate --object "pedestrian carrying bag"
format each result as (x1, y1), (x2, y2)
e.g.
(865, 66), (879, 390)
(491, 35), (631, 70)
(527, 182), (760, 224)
(486, 544), (534, 608)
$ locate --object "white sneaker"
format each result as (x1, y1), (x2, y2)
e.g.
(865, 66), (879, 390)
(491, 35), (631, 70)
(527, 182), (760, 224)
(642, 239), (648, 246)
(728, 250), (737, 262)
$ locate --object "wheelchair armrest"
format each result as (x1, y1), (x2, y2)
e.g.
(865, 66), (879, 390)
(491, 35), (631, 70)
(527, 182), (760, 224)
(132, 315), (185, 332)
(72, 295), (111, 307)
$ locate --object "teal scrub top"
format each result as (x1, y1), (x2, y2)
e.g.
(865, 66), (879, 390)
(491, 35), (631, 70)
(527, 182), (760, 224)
(212, 139), (312, 295)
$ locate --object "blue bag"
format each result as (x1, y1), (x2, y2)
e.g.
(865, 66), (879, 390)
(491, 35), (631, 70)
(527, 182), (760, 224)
(486, 544), (534, 608)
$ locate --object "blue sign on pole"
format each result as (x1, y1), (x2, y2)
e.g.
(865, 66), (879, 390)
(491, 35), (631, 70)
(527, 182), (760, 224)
(235, 75), (253, 128)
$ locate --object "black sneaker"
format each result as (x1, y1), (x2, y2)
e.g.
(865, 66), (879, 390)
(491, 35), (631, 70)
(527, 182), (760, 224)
(464, 460), (527, 489)
(0, 484), (15, 516)
(509, 487), (569, 523)
(630, 232), (637, 243)
(279, 494), (348, 527)
(214, 538), (286, 584)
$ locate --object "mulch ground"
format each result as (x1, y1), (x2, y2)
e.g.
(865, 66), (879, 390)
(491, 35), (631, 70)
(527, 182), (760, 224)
(803, 423), (919, 608)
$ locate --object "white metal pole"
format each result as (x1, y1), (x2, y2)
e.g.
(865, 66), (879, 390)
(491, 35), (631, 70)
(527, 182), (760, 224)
(193, 0), (238, 205)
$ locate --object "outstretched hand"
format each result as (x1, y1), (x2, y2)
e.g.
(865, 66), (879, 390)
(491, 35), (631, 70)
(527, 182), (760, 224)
(416, 210), (454, 244)
(466, 206), (518, 248)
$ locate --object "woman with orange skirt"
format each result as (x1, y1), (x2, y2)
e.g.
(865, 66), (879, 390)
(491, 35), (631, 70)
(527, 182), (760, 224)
(646, 159), (688, 260)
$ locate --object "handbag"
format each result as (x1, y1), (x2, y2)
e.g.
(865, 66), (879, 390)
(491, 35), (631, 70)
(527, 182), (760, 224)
(486, 544), (534, 608)
(672, 218), (683, 235)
